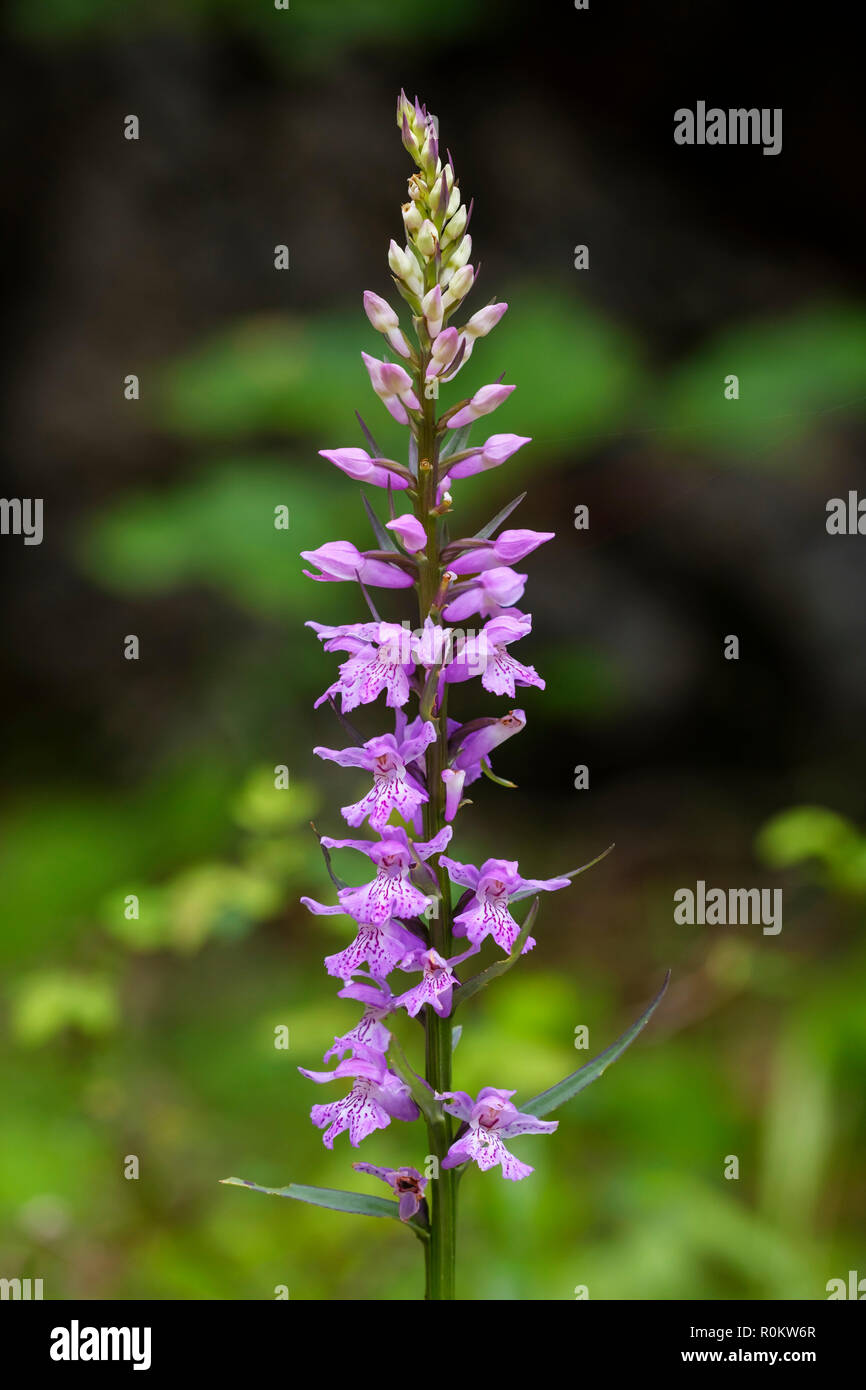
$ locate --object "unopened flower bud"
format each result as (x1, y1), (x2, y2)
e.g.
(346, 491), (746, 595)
(421, 285), (444, 339)
(420, 123), (439, 174)
(363, 290), (399, 334)
(388, 239), (423, 296)
(441, 204), (467, 249)
(443, 235), (472, 274)
(415, 219), (439, 259)
(386, 513), (427, 554)
(397, 90), (430, 163)
(402, 200), (423, 235)
(441, 264), (474, 311)
(447, 383), (515, 429)
(426, 327), (459, 378)
(463, 302), (507, 340)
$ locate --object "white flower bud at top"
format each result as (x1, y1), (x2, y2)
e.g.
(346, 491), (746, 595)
(463, 302), (507, 341)
(442, 234), (472, 275)
(441, 264), (474, 311)
(422, 285), (444, 339)
(441, 204), (467, 249)
(363, 290), (400, 334)
(402, 200), (423, 235)
(388, 239), (424, 296)
(447, 183), (461, 218)
(415, 219), (439, 258)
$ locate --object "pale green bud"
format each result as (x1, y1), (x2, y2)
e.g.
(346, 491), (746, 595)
(402, 200), (423, 235)
(415, 219), (439, 258)
(441, 204), (467, 249)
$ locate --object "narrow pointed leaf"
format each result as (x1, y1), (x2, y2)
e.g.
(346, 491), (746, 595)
(326, 696), (366, 748)
(355, 571), (382, 622)
(439, 424), (472, 461)
(355, 410), (383, 460)
(520, 971), (671, 1117)
(509, 843), (615, 903)
(388, 1035), (441, 1129)
(220, 1176), (399, 1218)
(361, 490), (398, 551)
(454, 899), (540, 1011)
(474, 491), (527, 541)
(310, 822), (347, 891)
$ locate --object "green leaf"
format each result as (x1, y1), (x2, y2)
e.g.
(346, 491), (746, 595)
(220, 1177), (429, 1241)
(360, 490), (398, 551)
(310, 822), (347, 891)
(221, 1176), (397, 1217)
(454, 900), (540, 1011)
(520, 970), (671, 1117)
(355, 410), (384, 460)
(439, 424), (473, 461)
(510, 843), (615, 903)
(473, 491), (527, 541)
(387, 1035), (441, 1129)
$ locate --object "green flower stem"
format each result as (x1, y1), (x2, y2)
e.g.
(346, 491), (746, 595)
(415, 354), (457, 1301)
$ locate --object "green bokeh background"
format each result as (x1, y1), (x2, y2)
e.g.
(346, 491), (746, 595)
(2, 1), (865, 1299)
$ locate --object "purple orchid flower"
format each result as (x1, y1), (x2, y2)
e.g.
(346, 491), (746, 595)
(435, 708), (529, 822)
(441, 768), (465, 822)
(362, 290), (412, 359)
(393, 944), (478, 1018)
(362, 352), (420, 424)
(386, 513), (428, 553)
(447, 383), (514, 430)
(445, 615), (544, 697)
(323, 979), (396, 1062)
(353, 1163), (429, 1221)
(442, 432), (531, 484)
(447, 528), (555, 575)
(451, 708), (527, 777)
(442, 567), (527, 622)
(313, 721), (436, 830)
(302, 540), (414, 589)
(299, 1045), (418, 1149)
(302, 825), (451, 925)
(439, 1087), (558, 1179)
(320, 918), (426, 982)
(439, 855), (571, 954)
(308, 620), (415, 712)
(319, 446), (411, 490)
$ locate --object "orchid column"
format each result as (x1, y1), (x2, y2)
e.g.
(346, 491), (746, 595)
(223, 91), (669, 1304)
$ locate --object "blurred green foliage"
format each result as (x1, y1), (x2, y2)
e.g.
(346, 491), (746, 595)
(7, 0), (479, 67)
